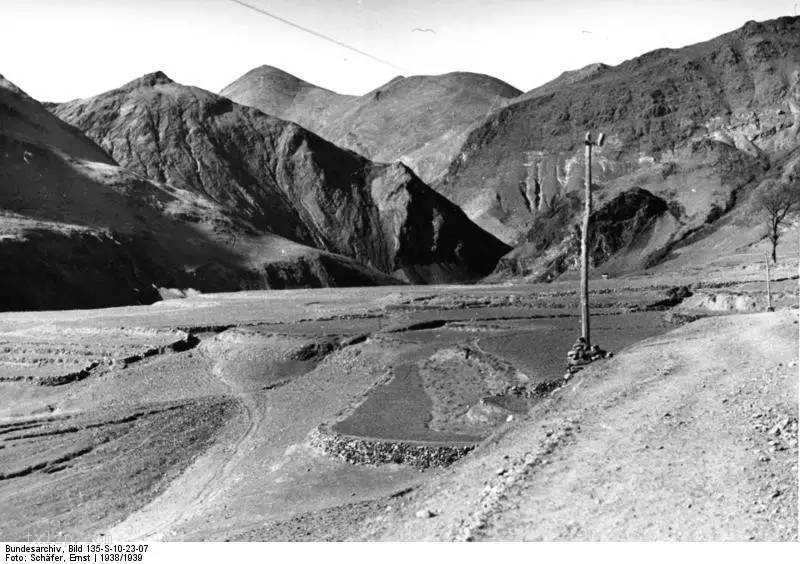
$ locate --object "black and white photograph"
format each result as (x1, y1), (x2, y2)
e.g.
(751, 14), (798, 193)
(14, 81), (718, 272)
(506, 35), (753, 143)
(0, 0), (798, 555)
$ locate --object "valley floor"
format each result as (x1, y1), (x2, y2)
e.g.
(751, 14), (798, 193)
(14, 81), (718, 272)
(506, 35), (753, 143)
(0, 277), (796, 541)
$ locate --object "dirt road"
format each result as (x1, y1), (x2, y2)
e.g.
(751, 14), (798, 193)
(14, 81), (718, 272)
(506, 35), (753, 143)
(106, 346), (259, 542)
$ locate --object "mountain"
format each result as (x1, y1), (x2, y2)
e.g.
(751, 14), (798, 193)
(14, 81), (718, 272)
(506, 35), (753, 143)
(52, 73), (509, 284)
(9, 16), (797, 306)
(218, 65), (354, 126)
(431, 16), (800, 279)
(220, 67), (522, 184)
(0, 73), (408, 310)
(519, 63), (610, 101)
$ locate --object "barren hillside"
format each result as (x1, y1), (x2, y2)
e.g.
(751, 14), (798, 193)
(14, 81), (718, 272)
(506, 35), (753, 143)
(53, 73), (510, 284)
(0, 73), (403, 310)
(221, 68), (522, 184)
(433, 16), (800, 263)
(218, 18), (800, 285)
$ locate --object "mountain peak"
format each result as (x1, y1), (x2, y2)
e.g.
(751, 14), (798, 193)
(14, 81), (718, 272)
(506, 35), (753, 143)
(371, 72), (520, 98)
(250, 65), (301, 78)
(740, 15), (799, 37)
(122, 71), (174, 91)
(222, 65), (334, 95)
(219, 65), (344, 121)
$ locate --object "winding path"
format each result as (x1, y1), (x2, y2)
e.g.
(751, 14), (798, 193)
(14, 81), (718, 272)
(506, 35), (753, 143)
(107, 342), (262, 542)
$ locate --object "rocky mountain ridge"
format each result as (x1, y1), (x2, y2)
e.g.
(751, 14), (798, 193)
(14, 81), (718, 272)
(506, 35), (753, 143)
(218, 17), (800, 283)
(51, 73), (510, 285)
(435, 16), (800, 279)
(220, 67), (522, 184)
(5, 16), (799, 311)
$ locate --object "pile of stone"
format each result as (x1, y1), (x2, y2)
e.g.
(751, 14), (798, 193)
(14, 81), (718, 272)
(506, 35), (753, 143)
(564, 337), (612, 380)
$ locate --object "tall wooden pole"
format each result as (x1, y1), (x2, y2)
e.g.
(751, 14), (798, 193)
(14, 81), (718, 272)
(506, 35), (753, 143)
(766, 250), (773, 311)
(581, 134), (592, 348)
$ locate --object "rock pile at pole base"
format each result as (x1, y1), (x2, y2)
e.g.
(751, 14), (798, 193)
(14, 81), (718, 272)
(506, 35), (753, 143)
(564, 337), (613, 380)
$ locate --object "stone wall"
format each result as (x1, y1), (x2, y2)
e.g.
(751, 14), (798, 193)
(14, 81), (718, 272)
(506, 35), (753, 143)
(309, 425), (477, 469)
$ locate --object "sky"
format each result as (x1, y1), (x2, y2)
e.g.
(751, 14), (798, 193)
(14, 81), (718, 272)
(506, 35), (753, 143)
(0, 0), (796, 102)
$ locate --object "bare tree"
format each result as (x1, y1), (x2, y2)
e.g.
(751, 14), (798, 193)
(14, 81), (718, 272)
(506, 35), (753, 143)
(754, 179), (800, 263)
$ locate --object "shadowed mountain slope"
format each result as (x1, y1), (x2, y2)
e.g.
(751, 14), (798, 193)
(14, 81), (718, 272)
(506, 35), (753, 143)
(1, 73), (403, 310)
(55, 73), (507, 282)
(53, 73), (509, 284)
(220, 67), (522, 184)
(0, 74), (113, 164)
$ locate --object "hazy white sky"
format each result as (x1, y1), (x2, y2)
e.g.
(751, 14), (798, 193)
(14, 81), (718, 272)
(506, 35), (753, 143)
(0, 0), (795, 102)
